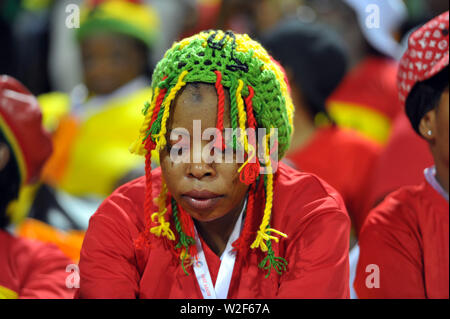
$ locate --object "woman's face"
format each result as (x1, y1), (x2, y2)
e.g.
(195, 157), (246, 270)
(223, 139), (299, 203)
(160, 83), (249, 223)
(435, 88), (449, 168)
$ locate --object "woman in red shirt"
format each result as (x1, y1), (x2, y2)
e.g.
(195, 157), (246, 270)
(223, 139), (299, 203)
(0, 75), (73, 298)
(77, 30), (351, 299)
(355, 11), (449, 298)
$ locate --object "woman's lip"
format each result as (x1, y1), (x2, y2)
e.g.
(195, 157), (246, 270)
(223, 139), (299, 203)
(181, 196), (222, 211)
(182, 190), (222, 199)
(181, 191), (223, 211)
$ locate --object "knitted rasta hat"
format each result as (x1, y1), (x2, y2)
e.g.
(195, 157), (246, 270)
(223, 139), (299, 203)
(130, 30), (294, 277)
(76, 0), (160, 49)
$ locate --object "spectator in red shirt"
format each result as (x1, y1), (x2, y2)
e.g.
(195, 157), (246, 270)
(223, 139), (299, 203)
(355, 11), (449, 299)
(0, 75), (73, 298)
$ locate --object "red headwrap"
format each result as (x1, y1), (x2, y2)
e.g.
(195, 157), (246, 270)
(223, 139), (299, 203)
(398, 11), (449, 105)
(0, 75), (53, 185)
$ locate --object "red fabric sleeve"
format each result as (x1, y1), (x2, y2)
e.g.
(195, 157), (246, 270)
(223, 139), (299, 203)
(18, 242), (74, 299)
(354, 201), (425, 298)
(277, 210), (350, 298)
(76, 197), (141, 299)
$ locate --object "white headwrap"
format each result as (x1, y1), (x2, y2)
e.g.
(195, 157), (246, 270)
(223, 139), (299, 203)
(343, 0), (408, 59)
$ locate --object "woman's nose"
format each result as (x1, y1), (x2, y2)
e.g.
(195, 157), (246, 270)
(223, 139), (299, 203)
(187, 163), (216, 180)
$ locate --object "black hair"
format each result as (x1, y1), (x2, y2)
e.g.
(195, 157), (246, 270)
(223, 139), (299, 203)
(0, 130), (21, 229)
(405, 66), (449, 136)
(261, 19), (348, 123)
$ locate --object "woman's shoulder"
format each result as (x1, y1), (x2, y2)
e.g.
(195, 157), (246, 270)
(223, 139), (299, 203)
(276, 162), (346, 206)
(88, 167), (165, 238)
(98, 175), (145, 210)
(1, 229), (67, 258)
(273, 162), (349, 225)
(0, 229), (72, 291)
(363, 181), (446, 233)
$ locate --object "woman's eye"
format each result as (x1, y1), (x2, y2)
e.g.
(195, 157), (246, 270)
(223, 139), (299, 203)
(168, 143), (190, 156)
(211, 146), (222, 155)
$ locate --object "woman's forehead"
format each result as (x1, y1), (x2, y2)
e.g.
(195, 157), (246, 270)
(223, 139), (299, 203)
(169, 83), (231, 130)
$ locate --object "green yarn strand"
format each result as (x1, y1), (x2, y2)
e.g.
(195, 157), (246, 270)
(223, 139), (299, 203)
(171, 198), (195, 276)
(257, 234), (288, 279)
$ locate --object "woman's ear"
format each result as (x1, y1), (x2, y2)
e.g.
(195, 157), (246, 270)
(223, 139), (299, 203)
(418, 108), (437, 141)
(0, 143), (10, 171)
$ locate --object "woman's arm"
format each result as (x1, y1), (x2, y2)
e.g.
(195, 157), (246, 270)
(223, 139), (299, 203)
(76, 199), (141, 299)
(278, 210), (351, 298)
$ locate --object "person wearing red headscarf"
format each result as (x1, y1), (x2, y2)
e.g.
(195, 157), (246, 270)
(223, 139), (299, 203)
(0, 75), (74, 299)
(355, 11), (449, 299)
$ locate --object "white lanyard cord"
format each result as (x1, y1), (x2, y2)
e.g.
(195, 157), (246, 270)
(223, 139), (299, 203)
(193, 199), (247, 299)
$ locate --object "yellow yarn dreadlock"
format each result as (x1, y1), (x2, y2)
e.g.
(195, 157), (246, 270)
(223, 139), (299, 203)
(149, 70), (188, 241)
(250, 130), (287, 252)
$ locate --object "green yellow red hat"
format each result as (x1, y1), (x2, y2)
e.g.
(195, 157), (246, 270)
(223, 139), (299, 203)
(131, 30), (294, 277)
(77, 0), (160, 49)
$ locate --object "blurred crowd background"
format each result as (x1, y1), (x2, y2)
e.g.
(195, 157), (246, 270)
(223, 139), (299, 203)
(1, 0), (448, 96)
(0, 0), (448, 298)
